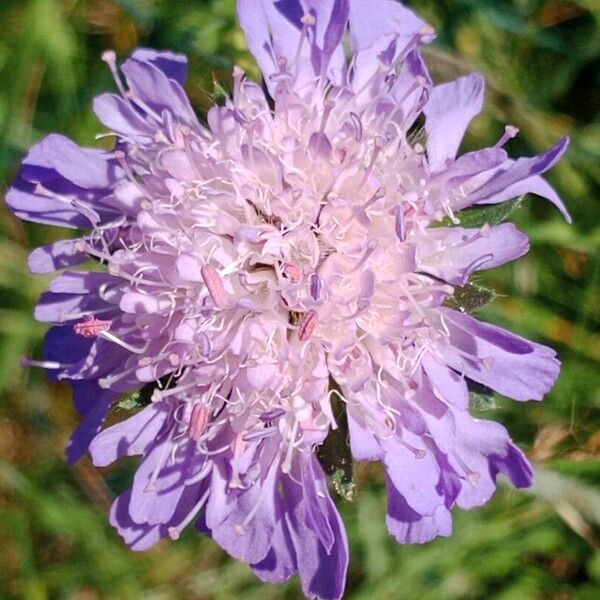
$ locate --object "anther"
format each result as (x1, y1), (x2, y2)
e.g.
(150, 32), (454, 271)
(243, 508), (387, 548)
(394, 205), (406, 242)
(310, 273), (322, 301)
(73, 315), (112, 338)
(298, 309), (318, 342)
(300, 13), (316, 26)
(284, 262), (303, 283)
(188, 404), (210, 441)
(348, 112), (363, 142)
(259, 408), (286, 423)
(201, 264), (228, 308)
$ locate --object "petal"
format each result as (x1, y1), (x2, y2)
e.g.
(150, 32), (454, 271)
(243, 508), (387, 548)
(418, 223), (530, 285)
(66, 386), (116, 464)
(37, 134), (119, 189)
(251, 522), (297, 584)
(467, 137), (569, 217)
(93, 93), (156, 139)
(424, 73), (485, 171)
(386, 476), (452, 543)
(28, 239), (88, 274)
(89, 404), (169, 467)
(109, 490), (164, 551)
(439, 308), (560, 401)
(449, 409), (533, 509)
(348, 411), (385, 460)
(348, 0), (428, 53)
(128, 436), (191, 526)
(206, 458), (278, 564)
(130, 48), (189, 85)
(381, 429), (442, 515)
(6, 181), (89, 229)
(121, 58), (197, 125)
(283, 457), (349, 600)
(477, 172), (571, 223)
(422, 352), (469, 410)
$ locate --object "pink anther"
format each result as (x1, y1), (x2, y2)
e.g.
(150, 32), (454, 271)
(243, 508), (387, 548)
(201, 264), (228, 308)
(298, 309), (318, 342)
(284, 263), (303, 283)
(188, 404), (210, 441)
(73, 315), (112, 338)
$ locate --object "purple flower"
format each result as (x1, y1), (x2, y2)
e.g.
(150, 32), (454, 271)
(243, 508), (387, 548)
(8, 1), (569, 598)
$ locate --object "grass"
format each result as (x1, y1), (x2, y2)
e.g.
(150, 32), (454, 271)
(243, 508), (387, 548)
(0, 1), (599, 598)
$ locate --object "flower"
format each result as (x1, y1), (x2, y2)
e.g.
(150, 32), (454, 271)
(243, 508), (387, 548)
(8, 1), (569, 598)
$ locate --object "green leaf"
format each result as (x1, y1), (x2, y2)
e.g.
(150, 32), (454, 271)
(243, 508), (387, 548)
(444, 282), (497, 313)
(468, 383), (497, 411)
(116, 375), (176, 411)
(318, 379), (354, 500)
(448, 197), (524, 228)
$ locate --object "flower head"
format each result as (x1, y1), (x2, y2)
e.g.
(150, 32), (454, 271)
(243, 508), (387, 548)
(9, 1), (569, 598)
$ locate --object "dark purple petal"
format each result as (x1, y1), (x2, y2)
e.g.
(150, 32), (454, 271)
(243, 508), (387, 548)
(284, 456), (348, 600)
(130, 48), (189, 85)
(66, 386), (116, 464)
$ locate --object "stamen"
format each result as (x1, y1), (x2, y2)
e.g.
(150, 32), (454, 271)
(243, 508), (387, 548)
(98, 330), (150, 354)
(284, 262), (303, 283)
(259, 408), (286, 423)
(495, 125), (519, 148)
(167, 487), (211, 540)
(73, 316), (112, 338)
(362, 187), (386, 210)
(201, 265), (228, 308)
(465, 253), (494, 274)
(20, 358), (67, 370)
(394, 205), (406, 242)
(188, 404), (210, 441)
(310, 273), (322, 301)
(399, 437), (426, 459)
(348, 112), (363, 142)
(452, 451), (481, 485)
(101, 50), (128, 98)
(350, 239), (378, 273)
(298, 309), (318, 342)
(242, 427), (278, 442)
(197, 332), (212, 357)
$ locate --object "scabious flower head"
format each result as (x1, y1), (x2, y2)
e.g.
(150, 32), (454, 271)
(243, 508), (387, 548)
(8, 1), (569, 598)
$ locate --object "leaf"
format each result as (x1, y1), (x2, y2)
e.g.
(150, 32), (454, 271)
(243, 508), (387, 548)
(444, 282), (497, 313)
(116, 374), (176, 411)
(317, 378), (354, 500)
(468, 381), (497, 411)
(450, 197), (524, 228)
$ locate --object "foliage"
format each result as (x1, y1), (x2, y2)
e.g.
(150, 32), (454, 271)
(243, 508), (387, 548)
(0, 0), (599, 598)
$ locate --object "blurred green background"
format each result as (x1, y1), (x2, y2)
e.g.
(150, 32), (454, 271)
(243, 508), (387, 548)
(1, 0), (599, 598)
